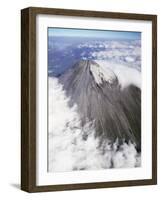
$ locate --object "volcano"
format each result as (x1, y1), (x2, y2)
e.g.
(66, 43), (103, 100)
(59, 60), (141, 150)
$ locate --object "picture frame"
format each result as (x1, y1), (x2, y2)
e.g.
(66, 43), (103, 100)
(21, 7), (157, 192)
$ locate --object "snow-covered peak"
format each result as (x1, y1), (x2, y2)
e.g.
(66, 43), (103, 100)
(89, 61), (117, 85)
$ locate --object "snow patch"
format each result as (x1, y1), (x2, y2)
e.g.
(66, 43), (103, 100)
(90, 62), (117, 85)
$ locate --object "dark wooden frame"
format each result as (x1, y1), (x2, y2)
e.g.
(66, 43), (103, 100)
(21, 7), (157, 193)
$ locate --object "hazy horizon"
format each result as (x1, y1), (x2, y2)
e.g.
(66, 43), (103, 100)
(48, 27), (141, 40)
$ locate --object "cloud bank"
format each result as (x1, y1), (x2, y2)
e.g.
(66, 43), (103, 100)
(48, 77), (141, 172)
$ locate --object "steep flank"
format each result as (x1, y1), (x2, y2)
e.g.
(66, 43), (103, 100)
(59, 60), (141, 151)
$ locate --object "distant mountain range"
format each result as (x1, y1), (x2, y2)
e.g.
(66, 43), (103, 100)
(59, 60), (141, 151)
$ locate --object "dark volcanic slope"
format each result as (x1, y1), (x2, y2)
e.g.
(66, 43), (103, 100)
(59, 60), (141, 150)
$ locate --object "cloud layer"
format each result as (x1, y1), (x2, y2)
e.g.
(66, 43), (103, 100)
(48, 78), (141, 172)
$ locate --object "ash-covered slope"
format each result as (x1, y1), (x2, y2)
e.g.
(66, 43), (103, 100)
(59, 60), (141, 150)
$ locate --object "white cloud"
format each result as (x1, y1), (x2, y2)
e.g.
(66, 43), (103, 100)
(95, 60), (141, 89)
(89, 40), (141, 69)
(48, 77), (141, 172)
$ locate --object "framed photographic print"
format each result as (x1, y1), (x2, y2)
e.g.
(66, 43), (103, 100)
(21, 7), (157, 192)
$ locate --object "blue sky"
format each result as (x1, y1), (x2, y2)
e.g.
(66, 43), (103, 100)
(48, 27), (141, 40)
